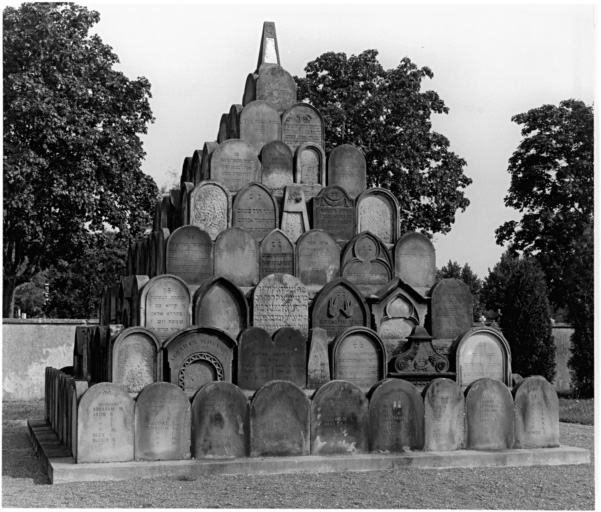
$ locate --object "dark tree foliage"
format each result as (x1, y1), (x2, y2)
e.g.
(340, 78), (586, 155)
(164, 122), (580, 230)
(3, 3), (157, 317)
(295, 50), (471, 235)
(480, 251), (520, 319)
(436, 260), (483, 321)
(13, 270), (48, 318)
(499, 257), (556, 382)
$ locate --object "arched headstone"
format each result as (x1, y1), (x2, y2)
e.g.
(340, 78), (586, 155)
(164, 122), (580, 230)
(429, 278), (473, 340)
(294, 142), (326, 200)
(227, 104), (243, 140)
(165, 226), (213, 286)
(200, 142), (219, 183)
(210, 139), (261, 193)
(295, 229), (340, 293)
(190, 149), (203, 186)
(281, 103), (324, 152)
(255, 65), (297, 114)
(214, 227), (259, 287)
(513, 376), (559, 448)
(259, 229), (295, 278)
(394, 232), (436, 296)
(422, 378), (465, 451)
(232, 182), (279, 242)
(217, 113), (228, 143)
(179, 156), (192, 193)
(239, 100), (281, 154)
(180, 182), (194, 226)
(261, 140), (294, 198)
(313, 185), (355, 244)
(327, 144), (366, 199)
(355, 188), (400, 246)
(189, 180), (232, 241)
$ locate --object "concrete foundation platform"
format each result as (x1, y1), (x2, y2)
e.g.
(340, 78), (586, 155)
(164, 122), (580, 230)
(28, 419), (591, 484)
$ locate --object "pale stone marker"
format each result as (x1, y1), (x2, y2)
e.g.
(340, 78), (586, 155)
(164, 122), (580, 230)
(430, 278), (473, 340)
(513, 376), (559, 448)
(313, 185), (355, 244)
(165, 225), (213, 286)
(356, 188), (400, 246)
(261, 140), (294, 198)
(256, 66), (297, 114)
(327, 144), (366, 199)
(259, 229), (295, 278)
(422, 378), (465, 451)
(295, 229), (340, 293)
(188, 180), (232, 241)
(281, 103), (324, 152)
(232, 182), (279, 242)
(280, 185), (310, 243)
(134, 382), (191, 461)
(394, 232), (436, 296)
(307, 327), (330, 389)
(239, 100), (282, 154)
(294, 142), (326, 200)
(214, 227), (259, 287)
(210, 139), (261, 193)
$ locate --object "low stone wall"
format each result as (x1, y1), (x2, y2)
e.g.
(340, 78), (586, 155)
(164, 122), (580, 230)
(2, 319), (97, 401)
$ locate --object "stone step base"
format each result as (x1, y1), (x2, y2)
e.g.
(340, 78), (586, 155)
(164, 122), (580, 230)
(28, 419), (590, 485)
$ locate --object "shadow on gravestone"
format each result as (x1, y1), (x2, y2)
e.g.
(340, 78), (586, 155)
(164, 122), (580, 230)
(200, 142), (219, 183)
(250, 380), (310, 457)
(259, 229), (295, 279)
(312, 185), (355, 245)
(239, 100), (282, 154)
(281, 103), (325, 153)
(214, 227), (259, 287)
(228, 104), (243, 140)
(166, 226), (213, 286)
(261, 140), (294, 199)
(134, 382), (191, 461)
(327, 144), (366, 199)
(295, 229), (340, 293)
(355, 188), (400, 247)
(192, 381), (249, 458)
(311, 380), (368, 455)
(394, 232), (436, 297)
(422, 378), (465, 451)
(232, 182), (279, 243)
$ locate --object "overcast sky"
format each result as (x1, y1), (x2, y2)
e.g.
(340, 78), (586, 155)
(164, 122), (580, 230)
(84, 2), (595, 278)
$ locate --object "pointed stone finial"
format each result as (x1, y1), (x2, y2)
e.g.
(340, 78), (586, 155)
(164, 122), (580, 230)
(256, 22), (280, 72)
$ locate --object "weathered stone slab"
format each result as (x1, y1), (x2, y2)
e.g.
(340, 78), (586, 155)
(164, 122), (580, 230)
(312, 278), (370, 343)
(130, 275), (149, 327)
(165, 226), (213, 286)
(190, 150), (203, 186)
(261, 140), (294, 197)
(242, 73), (257, 107)
(210, 139), (261, 194)
(259, 229), (295, 279)
(179, 156), (192, 192)
(148, 232), (157, 278)
(193, 276), (249, 340)
(134, 382), (191, 461)
(250, 380), (310, 457)
(214, 227), (259, 287)
(169, 189), (181, 233)
(294, 142), (326, 200)
(232, 182), (278, 242)
(313, 185), (355, 244)
(180, 182), (194, 226)
(237, 327), (273, 390)
(188, 180), (232, 241)
(280, 185), (310, 243)
(422, 378), (465, 451)
(341, 231), (393, 296)
(465, 378), (514, 450)
(281, 103), (324, 153)
(453, 326), (512, 391)
(295, 229), (340, 293)
(331, 327), (387, 390)
(356, 188), (400, 246)
(273, 327), (307, 387)
(327, 144), (366, 199)
(513, 376), (559, 449)
(368, 379), (424, 452)
(76, 382), (134, 463)
(394, 232), (436, 296)
(253, 273), (308, 336)
(239, 100), (281, 154)
(430, 278), (473, 340)
(311, 380), (368, 455)
(68, 379), (88, 460)
(163, 326), (237, 396)
(111, 327), (161, 394)
(256, 65), (297, 114)
(139, 274), (192, 342)
(153, 195), (170, 232)
(191, 381), (249, 458)
(217, 113), (228, 143)
(201, 142), (219, 183)
(74, 326), (95, 380)
(307, 327), (330, 389)
(228, 104), (243, 141)
(155, 228), (170, 276)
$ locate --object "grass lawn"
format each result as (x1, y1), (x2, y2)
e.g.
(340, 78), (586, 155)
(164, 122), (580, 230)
(559, 397), (594, 425)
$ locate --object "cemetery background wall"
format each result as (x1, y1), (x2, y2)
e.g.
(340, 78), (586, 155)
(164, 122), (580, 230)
(3, 319), (98, 401)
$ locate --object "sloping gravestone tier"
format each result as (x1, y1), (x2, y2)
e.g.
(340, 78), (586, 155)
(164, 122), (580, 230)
(200, 142), (219, 184)
(260, 141), (294, 197)
(422, 378), (465, 451)
(238, 326), (306, 390)
(312, 278), (370, 343)
(253, 273), (308, 336)
(180, 182), (194, 226)
(394, 232), (436, 297)
(259, 229), (295, 279)
(327, 144), (366, 199)
(155, 228), (170, 277)
(250, 380), (310, 457)
(242, 73), (257, 107)
(190, 150), (203, 186)
(255, 65), (297, 114)
(313, 185), (355, 244)
(232, 182), (279, 242)
(111, 327), (161, 394)
(228, 104), (243, 140)
(307, 328), (330, 389)
(453, 327), (512, 391)
(210, 139), (261, 194)
(368, 379), (424, 452)
(129, 275), (149, 328)
(153, 195), (170, 232)
(134, 382), (191, 461)
(465, 377), (514, 450)
(214, 227), (259, 287)
(189, 181), (232, 241)
(139, 274), (191, 343)
(341, 231), (393, 297)
(356, 189), (400, 246)
(429, 278), (473, 340)
(217, 113), (228, 143)
(163, 327), (237, 397)
(166, 226), (213, 286)
(331, 327), (387, 391)
(513, 376), (559, 449)
(191, 381), (249, 458)
(296, 229), (340, 293)
(77, 382), (134, 463)
(193, 276), (249, 340)
(168, 189), (181, 233)
(281, 103), (324, 153)
(311, 380), (368, 455)
(294, 142), (326, 200)
(239, 100), (282, 154)
(280, 185), (310, 243)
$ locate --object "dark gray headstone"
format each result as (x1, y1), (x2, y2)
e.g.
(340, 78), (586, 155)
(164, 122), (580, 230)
(134, 382), (191, 460)
(153, 195), (170, 232)
(129, 275), (149, 327)
(259, 229), (295, 279)
(228, 104), (243, 140)
(356, 188), (400, 246)
(255, 65), (297, 114)
(394, 232), (436, 295)
(169, 189), (182, 233)
(311, 380), (368, 455)
(165, 226), (213, 286)
(242, 73), (257, 107)
(155, 228), (170, 276)
(465, 378), (514, 450)
(217, 113), (228, 143)
(294, 142), (326, 200)
(190, 150), (203, 186)
(188, 180), (232, 241)
(250, 380), (310, 456)
(280, 185), (310, 243)
(295, 229), (340, 293)
(76, 382), (134, 463)
(191, 381), (249, 458)
(74, 326), (95, 380)
(148, 233), (157, 278)
(272, 327), (307, 387)
(368, 379), (424, 452)
(237, 327), (273, 391)
(307, 328), (330, 389)
(313, 185), (355, 244)
(179, 156), (192, 192)
(281, 103), (324, 153)
(261, 140), (294, 197)
(423, 378), (465, 451)
(180, 182), (194, 226)
(239, 100), (281, 154)
(210, 139), (261, 193)
(327, 144), (366, 199)
(201, 142), (219, 183)
(430, 278), (473, 340)
(214, 227), (259, 287)
(232, 182), (278, 242)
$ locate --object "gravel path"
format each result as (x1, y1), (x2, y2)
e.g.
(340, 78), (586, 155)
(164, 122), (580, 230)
(2, 401), (594, 509)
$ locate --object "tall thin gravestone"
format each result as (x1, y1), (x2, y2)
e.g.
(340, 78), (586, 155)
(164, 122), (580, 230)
(513, 376), (559, 448)
(280, 185), (310, 243)
(327, 144), (366, 199)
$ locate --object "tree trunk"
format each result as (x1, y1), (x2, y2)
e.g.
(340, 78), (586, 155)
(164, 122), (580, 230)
(3, 274), (17, 318)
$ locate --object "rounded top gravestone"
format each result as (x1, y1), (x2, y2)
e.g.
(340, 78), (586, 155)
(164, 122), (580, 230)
(260, 140), (294, 194)
(327, 144), (366, 199)
(355, 188), (400, 246)
(239, 100), (282, 154)
(394, 232), (436, 294)
(281, 102), (324, 153)
(210, 139), (261, 193)
(188, 180), (232, 241)
(422, 378), (465, 451)
(232, 182), (279, 242)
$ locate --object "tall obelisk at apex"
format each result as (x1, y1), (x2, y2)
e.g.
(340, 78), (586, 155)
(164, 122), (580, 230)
(256, 22), (281, 72)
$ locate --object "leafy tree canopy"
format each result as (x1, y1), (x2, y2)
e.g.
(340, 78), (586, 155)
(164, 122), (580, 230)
(436, 260), (484, 321)
(3, 2), (158, 317)
(295, 50), (471, 235)
(495, 99), (593, 307)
